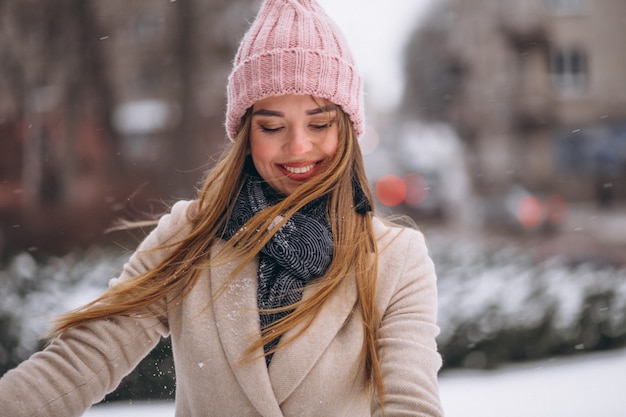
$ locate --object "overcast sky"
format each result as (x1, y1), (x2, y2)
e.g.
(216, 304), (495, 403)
(316, 0), (436, 113)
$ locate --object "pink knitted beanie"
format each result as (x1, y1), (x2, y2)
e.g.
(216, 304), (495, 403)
(225, 0), (364, 141)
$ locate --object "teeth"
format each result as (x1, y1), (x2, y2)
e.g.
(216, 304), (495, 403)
(283, 164), (315, 174)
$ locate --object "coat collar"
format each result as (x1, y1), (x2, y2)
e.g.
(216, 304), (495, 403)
(268, 271), (357, 404)
(210, 240), (357, 415)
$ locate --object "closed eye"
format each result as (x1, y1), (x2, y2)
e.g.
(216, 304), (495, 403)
(310, 119), (336, 131)
(259, 125), (282, 133)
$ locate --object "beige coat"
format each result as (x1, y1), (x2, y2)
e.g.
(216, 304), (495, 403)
(0, 200), (443, 416)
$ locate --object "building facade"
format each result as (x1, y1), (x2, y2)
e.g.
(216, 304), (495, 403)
(405, 0), (626, 203)
(0, 0), (257, 256)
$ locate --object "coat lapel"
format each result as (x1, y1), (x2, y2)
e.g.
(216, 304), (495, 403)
(268, 269), (358, 404)
(210, 241), (283, 417)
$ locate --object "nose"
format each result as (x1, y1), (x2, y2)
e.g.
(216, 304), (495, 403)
(285, 127), (312, 156)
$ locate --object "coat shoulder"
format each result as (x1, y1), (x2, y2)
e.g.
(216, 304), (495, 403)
(371, 216), (429, 257)
(155, 199), (196, 243)
(371, 216), (436, 307)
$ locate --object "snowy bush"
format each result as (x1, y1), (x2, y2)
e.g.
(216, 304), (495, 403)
(0, 248), (176, 401)
(0, 249), (124, 367)
(429, 235), (626, 370)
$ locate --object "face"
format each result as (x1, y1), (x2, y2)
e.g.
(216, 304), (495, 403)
(249, 94), (340, 196)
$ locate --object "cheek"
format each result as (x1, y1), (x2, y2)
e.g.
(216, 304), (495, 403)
(321, 132), (340, 157)
(249, 136), (266, 162)
(249, 141), (274, 173)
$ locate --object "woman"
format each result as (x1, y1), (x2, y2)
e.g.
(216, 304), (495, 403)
(0, 0), (444, 415)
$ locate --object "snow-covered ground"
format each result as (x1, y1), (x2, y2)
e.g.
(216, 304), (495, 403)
(83, 347), (626, 417)
(439, 348), (625, 417)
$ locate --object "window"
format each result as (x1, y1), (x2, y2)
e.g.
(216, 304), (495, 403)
(130, 14), (164, 43)
(135, 66), (160, 93)
(555, 122), (626, 176)
(549, 48), (588, 91)
(545, 0), (586, 14)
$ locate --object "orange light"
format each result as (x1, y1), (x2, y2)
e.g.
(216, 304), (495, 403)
(375, 174), (407, 207)
(516, 195), (543, 228)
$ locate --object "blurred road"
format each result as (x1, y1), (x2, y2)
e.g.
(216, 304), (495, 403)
(418, 200), (626, 266)
(564, 202), (626, 245)
(541, 201), (626, 265)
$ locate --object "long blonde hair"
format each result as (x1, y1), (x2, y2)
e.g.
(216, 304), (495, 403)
(50, 104), (385, 404)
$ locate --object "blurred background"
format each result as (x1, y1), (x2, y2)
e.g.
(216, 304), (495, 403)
(1, 0), (625, 415)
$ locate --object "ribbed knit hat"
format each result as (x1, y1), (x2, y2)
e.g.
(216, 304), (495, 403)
(225, 0), (364, 141)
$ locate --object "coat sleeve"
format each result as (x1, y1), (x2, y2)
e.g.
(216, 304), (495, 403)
(0, 200), (193, 417)
(373, 227), (444, 417)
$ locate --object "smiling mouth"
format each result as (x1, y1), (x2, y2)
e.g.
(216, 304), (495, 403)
(281, 163), (316, 174)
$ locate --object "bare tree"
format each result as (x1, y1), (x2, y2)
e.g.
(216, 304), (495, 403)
(0, 0), (258, 255)
(400, 3), (467, 129)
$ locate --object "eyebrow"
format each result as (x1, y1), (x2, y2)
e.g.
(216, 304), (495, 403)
(307, 105), (337, 115)
(251, 105), (337, 117)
